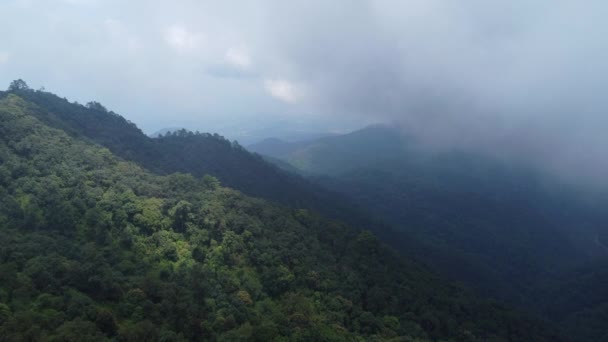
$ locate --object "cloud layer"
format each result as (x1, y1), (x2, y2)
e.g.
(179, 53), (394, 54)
(262, 1), (608, 184)
(1, 0), (607, 185)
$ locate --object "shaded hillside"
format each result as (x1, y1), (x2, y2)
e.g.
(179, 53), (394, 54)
(0, 94), (563, 341)
(531, 260), (608, 341)
(248, 138), (312, 159)
(254, 124), (608, 340)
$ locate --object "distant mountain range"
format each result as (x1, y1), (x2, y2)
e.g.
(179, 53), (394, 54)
(150, 124), (341, 146)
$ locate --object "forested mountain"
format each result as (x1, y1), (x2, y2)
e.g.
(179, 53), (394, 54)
(1, 83), (380, 232)
(0, 90), (564, 340)
(249, 124), (608, 341)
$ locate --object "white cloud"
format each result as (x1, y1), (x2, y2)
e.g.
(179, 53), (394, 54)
(0, 52), (9, 64)
(264, 79), (301, 103)
(225, 46), (251, 69)
(163, 25), (204, 54)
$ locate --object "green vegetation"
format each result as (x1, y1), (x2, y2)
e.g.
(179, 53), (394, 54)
(250, 124), (608, 341)
(0, 90), (563, 340)
(2, 83), (376, 232)
(530, 259), (608, 341)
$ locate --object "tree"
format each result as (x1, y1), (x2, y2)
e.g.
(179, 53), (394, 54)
(202, 175), (220, 190)
(169, 200), (192, 232)
(0, 303), (11, 325)
(95, 308), (118, 336)
(8, 79), (30, 91)
(54, 319), (106, 342)
(86, 101), (108, 113)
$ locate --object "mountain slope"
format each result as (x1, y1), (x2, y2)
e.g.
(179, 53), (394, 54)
(0, 87), (441, 293)
(0, 94), (563, 340)
(1, 86), (381, 232)
(247, 138), (313, 160)
(533, 260), (608, 341)
(252, 124), (608, 340)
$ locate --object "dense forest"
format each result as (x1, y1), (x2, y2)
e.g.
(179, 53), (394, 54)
(2, 83), (379, 232)
(249, 125), (608, 341)
(0, 85), (565, 340)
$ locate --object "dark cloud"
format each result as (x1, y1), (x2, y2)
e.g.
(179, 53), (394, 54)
(260, 0), (608, 185)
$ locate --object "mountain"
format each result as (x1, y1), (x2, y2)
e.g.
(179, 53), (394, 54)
(247, 138), (313, 160)
(2, 85), (380, 233)
(251, 124), (608, 341)
(2, 87), (435, 277)
(248, 125), (410, 174)
(0, 91), (563, 340)
(199, 116), (342, 146)
(151, 120), (338, 146)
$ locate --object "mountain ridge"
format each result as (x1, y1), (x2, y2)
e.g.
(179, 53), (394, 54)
(1, 86), (384, 233)
(0, 90), (564, 340)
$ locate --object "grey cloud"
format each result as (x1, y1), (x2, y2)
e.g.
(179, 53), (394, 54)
(257, 0), (608, 185)
(1, 0), (607, 186)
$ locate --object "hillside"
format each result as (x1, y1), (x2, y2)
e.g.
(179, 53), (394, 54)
(0, 94), (564, 340)
(1, 85), (379, 232)
(247, 138), (312, 160)
(250, 124), (608, 341)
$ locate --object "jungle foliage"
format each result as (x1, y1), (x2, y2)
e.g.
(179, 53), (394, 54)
(0, 89), (562, 340)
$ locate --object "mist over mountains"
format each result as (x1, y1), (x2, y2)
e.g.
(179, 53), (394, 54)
(0, 82), (574, 341)
(2, 81), (607, 340)
(249, 123), (608, 340)
(2, 1), (608, 340)
(3, 1), (608, 187)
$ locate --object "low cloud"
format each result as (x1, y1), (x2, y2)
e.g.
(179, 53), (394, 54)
(264, 79), (301, 103)
(257, 0), (608, 185)
(225, 47), (251, 70)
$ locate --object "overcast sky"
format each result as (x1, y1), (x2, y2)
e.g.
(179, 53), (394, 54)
(1, 0), (608, 184)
